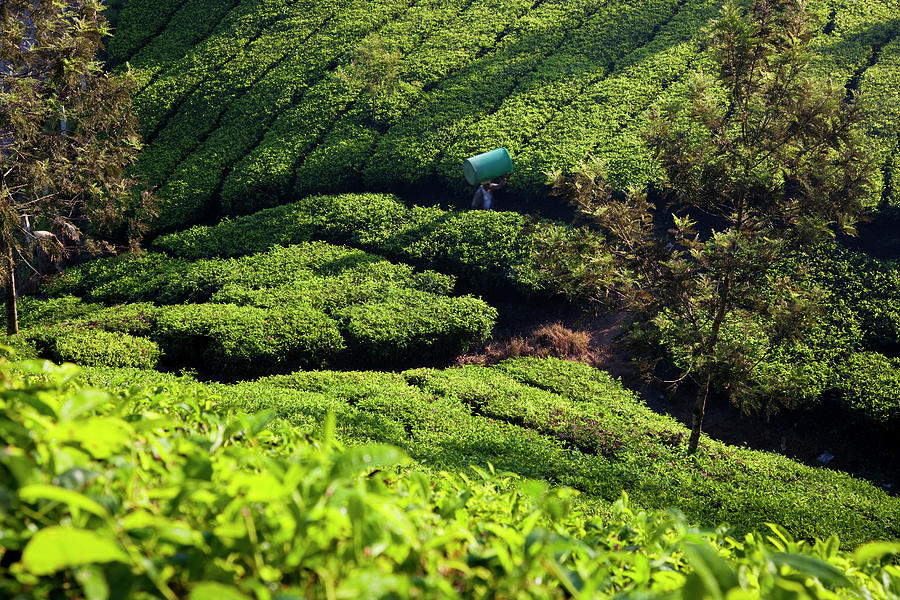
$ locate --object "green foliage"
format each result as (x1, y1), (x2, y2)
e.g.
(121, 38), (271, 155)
(104, 0), (899, 231)
(830, 352), (900, 427)
(540, 0), (883, 453)
(748, 244), (900, 427)
(154, 193), (560, 294)
(106, 0), (183, 64)
(24, 325), (162, 369)
(811, 245), (900, 355)
(0, 0), (157, 335)
(155, 302), (344, 378)
(82, 357), (900, 548)
(3, 358), (898, 598)
(46, 252), (218, 305)
(38, 241), (495, 372)
(333, 34), (409, 126)
(16, 295), (104, 329)
(337, 290), (496, 362)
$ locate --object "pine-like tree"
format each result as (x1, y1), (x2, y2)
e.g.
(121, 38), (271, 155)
(1, 0), (155, 334)
(542, 0), (877, 453)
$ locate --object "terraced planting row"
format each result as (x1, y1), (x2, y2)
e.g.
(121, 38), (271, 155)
(10, 241), (495, 377)
(223, 0), (561, 213)
(138, 0), (424, 230)
(121, 0), (245, 95)
(131, 0), (343, 187)
(106, 0), (184, 64)
(75, 356), (900, 549)
(152, 193), (900, 428)
(859, 37), (900, 206)
(6, 361), (898, 598)
(289, 0), (692, 200)
(153, 192), (559, 293)
(110, 0), (900, 233)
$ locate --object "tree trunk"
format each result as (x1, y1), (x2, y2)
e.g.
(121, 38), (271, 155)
(4, 245), (18, 335)
(687, 378), (710, 454)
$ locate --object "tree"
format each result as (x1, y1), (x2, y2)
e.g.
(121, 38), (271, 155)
(335, 35), (406, 126)
(541, 0), (877, 453)
(1, 0), (155, 335)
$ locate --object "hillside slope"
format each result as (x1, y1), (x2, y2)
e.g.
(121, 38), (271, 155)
(112, 0), (900, 232)
(79, 357), (900, 548)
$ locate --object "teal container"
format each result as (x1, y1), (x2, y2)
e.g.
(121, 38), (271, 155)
(462, 148), (514, 185)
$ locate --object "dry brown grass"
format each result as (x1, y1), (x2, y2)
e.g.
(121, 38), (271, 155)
(531, 323), (591, 358)
(469, 322), (594, 365)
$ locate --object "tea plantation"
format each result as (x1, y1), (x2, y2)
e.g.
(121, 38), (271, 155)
(2, 357), (899, 598)
(3, 0), (900, 597)
(110, 0), (900, 232)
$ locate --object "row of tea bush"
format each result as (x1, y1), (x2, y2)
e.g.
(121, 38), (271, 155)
(77, 357), (900, 548)
(4, 358), (898, 598)
(9, 241), (496, 377)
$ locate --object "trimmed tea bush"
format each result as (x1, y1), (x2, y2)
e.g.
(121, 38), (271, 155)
(336, 290), (497, 362)
(830, 351), (900, 428)
(154, 302), (344, 378)
(153, 193), (560, 293)
(5, 359), (899, 598)
(124, 356), (900, 548)
(41, 242), (496, 371)
(22, 325), (161, 369)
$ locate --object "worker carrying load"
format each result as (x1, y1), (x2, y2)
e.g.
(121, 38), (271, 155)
(463, 147), (513, 210)
(471, 176), (508, 209)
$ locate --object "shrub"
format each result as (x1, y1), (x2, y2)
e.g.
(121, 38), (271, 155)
(7, 359), (898, 599)
(830, 351), (900, 428)
(153, 193), (561, 294)
(40, 242), (495, 370)
(16, 295), (103, 328)
(45, 252), (220, 304)
(336, 291), (496, 363)
(216, 357), (900, 547)
(154, 303), (344, 379)
(23, 325), (161, 369)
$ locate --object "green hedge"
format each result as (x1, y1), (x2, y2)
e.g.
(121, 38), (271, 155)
(830, 351), (900, 428)
(6, 359), (899, 598)
(14, 300), (343, 378)
(155, 302), (344, 378)
(336, 290), (496, 362)
(104, 0), (899, 234)
(153, 193), (559, 293)
(765, 244), (900, 427)
(76, 357), (900, 548)
(22, 325), (162, 369)
(40, 241), (496, 371)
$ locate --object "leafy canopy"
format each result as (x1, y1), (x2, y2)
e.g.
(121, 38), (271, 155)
(541, 0), (877, 453)
(0, 0), (155, 333)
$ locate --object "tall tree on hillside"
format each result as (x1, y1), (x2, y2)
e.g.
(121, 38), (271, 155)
(541, 0), (876, 453)
(0, 0), (155, 335)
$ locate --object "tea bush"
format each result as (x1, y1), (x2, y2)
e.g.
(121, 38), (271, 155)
(5, 359), (898, 598)
(13, 301), (343, 378)
(336, 290), (496, 363)
(757, 245), (900, 426)
(830, 351), (900, 427)
(112, 0), (899, 227)
(81, 357), (900, 547)
(154, 302), (344, 378)
(153, 193), (561, 293)
(39, 242), (495, 371)
(24, 325), (163, 369)
(812, 245), (900, 356)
